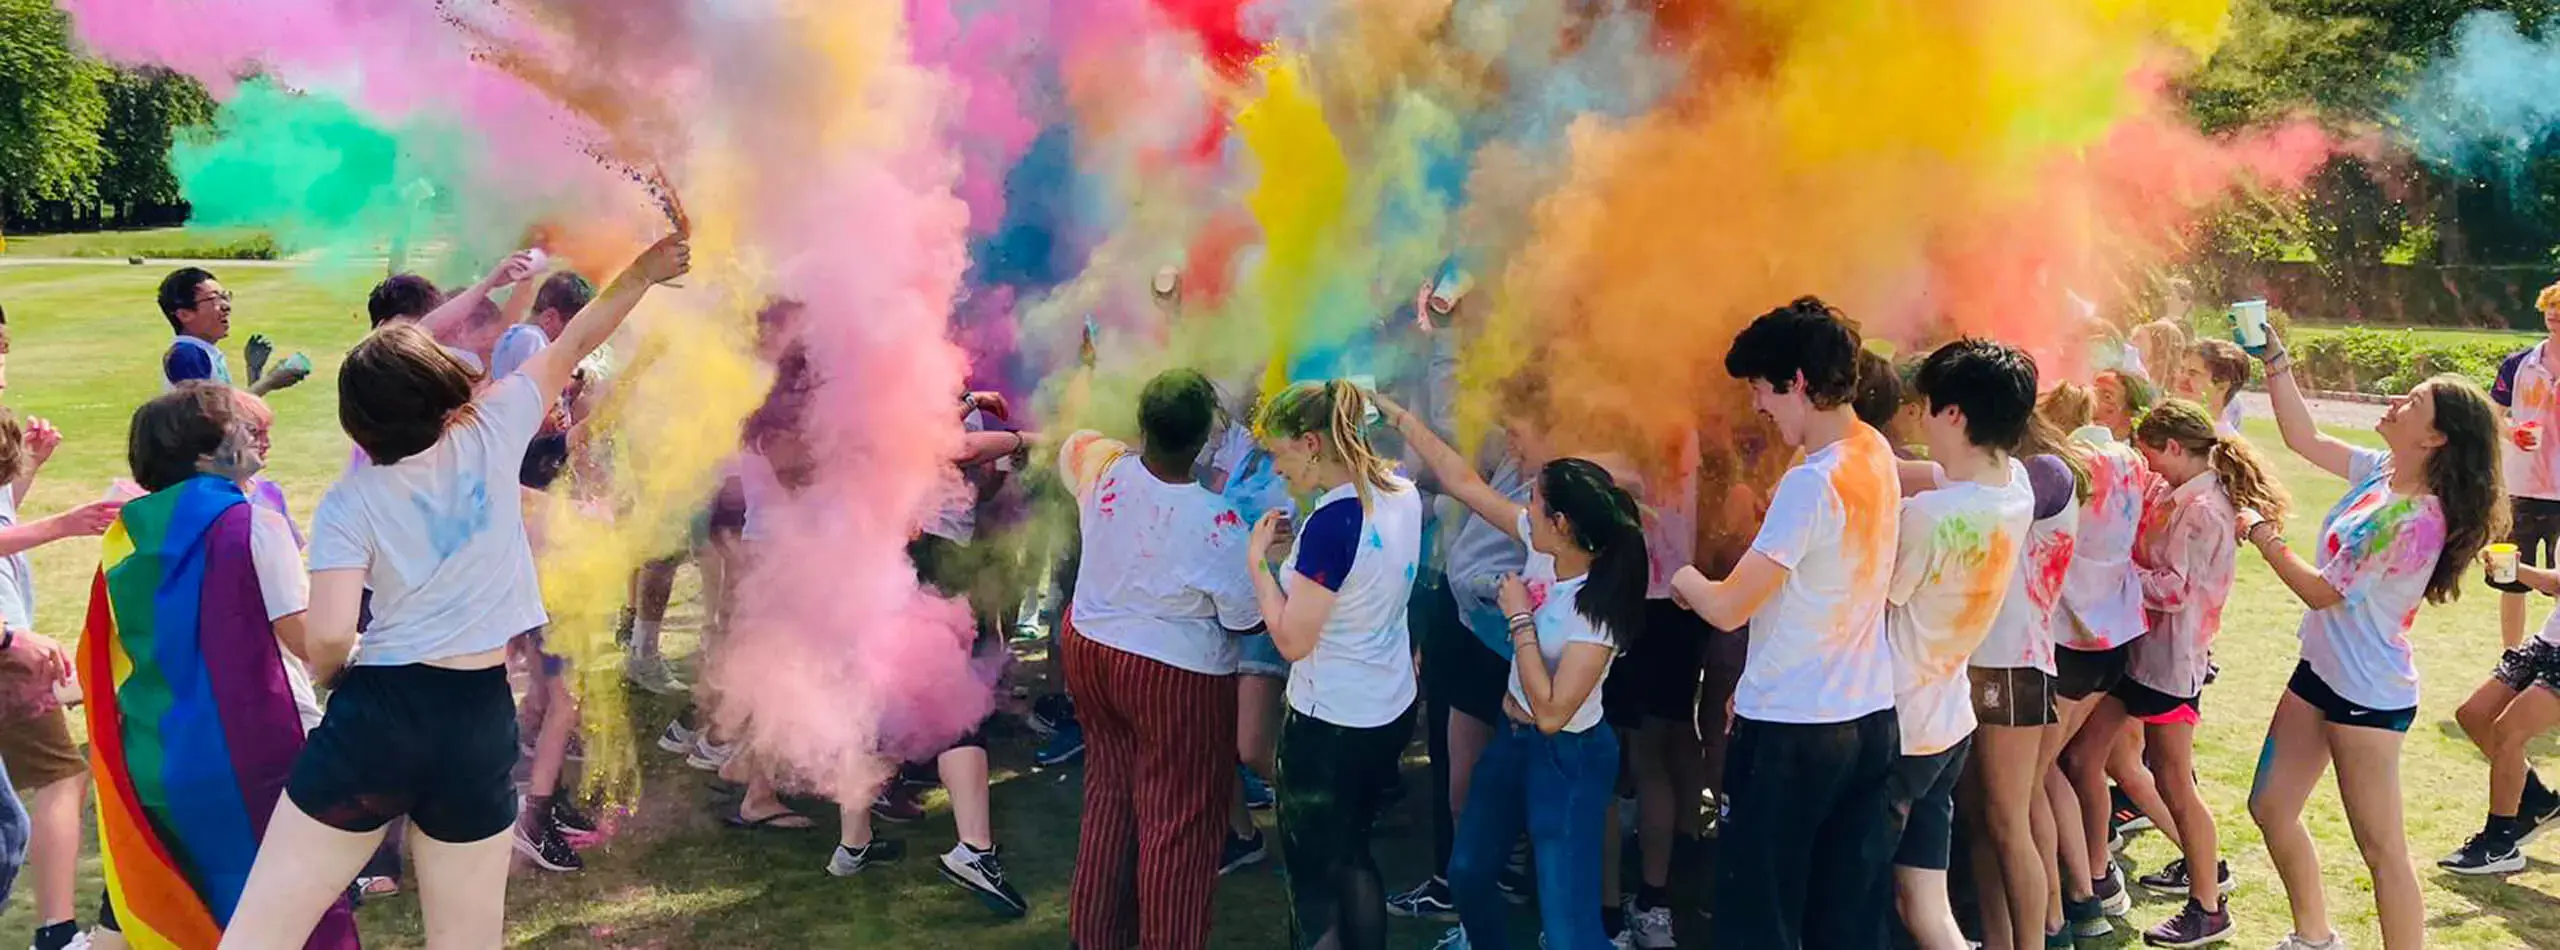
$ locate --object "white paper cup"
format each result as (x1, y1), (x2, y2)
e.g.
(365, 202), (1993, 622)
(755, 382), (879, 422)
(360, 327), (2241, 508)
(2232, 300), (2272, 348)
(2491, 544), (2521, 584)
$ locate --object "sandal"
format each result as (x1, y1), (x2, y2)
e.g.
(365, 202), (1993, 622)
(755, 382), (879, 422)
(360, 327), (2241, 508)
(722, 806), (815, 831)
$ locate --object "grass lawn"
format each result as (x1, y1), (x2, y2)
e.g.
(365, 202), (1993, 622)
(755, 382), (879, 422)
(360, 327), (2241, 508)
(2289, 322), (2542, 350)
(0, 262), (2554, 947)
(1, 227), (278, 261)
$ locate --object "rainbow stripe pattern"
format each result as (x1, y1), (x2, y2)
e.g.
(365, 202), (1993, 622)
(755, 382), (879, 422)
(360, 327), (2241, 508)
(78, 476), (357, 949)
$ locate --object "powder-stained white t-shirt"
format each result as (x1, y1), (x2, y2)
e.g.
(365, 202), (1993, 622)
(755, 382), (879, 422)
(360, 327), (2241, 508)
(1736, 423), (1900, 725)
(1509, 511), (1618, 733)
(1886, 461), (2032, 755)
(1058, 433), (1265, 676)
(2296, 448), (2445, 711)
(309, 373), (550, 666)
(2059, 427), (2155, 651)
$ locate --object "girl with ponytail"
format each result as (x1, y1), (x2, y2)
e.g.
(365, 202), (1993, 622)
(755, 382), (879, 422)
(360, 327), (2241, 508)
(1245, 380), (1423, 950)
(2107, 398), (2290, 944)
(1377, 390), (1647, 950)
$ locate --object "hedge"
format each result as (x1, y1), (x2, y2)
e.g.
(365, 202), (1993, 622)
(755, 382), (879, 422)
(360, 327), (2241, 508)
(2291, 326), (2515, 397)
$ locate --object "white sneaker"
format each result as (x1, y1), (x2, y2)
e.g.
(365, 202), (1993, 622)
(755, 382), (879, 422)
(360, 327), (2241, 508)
(655, 719), (697, 754)
(2271, 935), (2346, 950)
(624, 654), (688, 695)
(1630, 904), (1675, 949)
(684, 736), (736, 771)
(1431, 927), (1470, 950)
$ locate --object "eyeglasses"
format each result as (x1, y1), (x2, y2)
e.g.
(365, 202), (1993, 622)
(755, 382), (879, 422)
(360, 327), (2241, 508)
(193, 291), (234, 306)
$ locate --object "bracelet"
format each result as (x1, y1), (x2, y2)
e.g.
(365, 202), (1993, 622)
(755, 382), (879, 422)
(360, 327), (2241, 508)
(1506, 612), (1533, 628)
(2266, 354), (2294, 375)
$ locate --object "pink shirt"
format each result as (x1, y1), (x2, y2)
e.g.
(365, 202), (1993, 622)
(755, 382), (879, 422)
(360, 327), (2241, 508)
(2126, 473), (2238, 698)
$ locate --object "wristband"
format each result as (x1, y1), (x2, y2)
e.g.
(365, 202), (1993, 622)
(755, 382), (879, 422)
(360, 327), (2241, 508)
(2, 629), (17, 654)
(1506, 612), (1532, 628)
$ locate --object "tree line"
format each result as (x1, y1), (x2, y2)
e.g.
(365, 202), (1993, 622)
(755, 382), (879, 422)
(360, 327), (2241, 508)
(0, 0), (210, 233)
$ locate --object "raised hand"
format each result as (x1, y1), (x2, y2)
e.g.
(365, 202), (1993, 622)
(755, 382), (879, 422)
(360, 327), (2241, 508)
(23, 417), (60, 471)
(244, 334), (275, 380)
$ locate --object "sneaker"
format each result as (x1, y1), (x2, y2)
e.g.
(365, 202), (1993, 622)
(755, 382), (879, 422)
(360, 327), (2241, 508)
(871, 787), (926, 824)
(1029, 694), (1076, 737)
(2066, 895), (2115, 938)
(2436, 831), (2526, 876)
(1629, 903), (1675, 949)
(684, 737), (736, 772)
(2094, 860), (2132, 917)
(2270, 934), (2345, 950)
(2047, 929), (2079, 948)
(2139, 858), (2237, 896)
(656, 719), (697, 754)
(513, 822), (583, 872)
(826, 838), (907, 876)
(2114, 804), (2155, 836)
(624, 654), (687, 695)
(2109, 829), (2129, 855)
(939, 843), (1030, 918)
(1431, 927), (1470, 950)
(1385, 875), (1458, 920)
(1034, 723), (1085, 767)
(1240, 765), (1275, 811)
(1611, 928), (1637, 950)
(1498, 864), (1531, 905)
(2142, 898), (2233, 948)
(551, 797), (599, 837)
(31, 921), (87, 950)
(1220, 830), (1268, 876)
(2523, 805), (2560, 848)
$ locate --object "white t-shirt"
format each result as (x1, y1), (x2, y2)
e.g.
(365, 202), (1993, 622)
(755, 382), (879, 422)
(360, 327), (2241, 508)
(1283, 479), (1424, 729)
(308, 373), (550, 666)
(1509, 511), (1617, 733)
(2059, 428), (2154, 651)
(2534, 603), (2560, 648)
(489, 325), (548, 380)
(1058, 434), (1265, 676)
(1886, 460), (2033, 755)
(244, 505), (322, 731)
(1737, 423), (1900, 725)
(922, 409), (987, 544)
(2296, 448), (2445, 710)
(1981, 456), (2079, 673)
(0, 492), (36, 636)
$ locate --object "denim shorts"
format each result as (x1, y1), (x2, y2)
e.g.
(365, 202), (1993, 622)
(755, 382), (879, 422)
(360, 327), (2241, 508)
(1239, 633), (1289, 679)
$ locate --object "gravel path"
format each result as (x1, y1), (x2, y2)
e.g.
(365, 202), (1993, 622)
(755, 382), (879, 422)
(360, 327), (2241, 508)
(2234, 390), (2382, 432)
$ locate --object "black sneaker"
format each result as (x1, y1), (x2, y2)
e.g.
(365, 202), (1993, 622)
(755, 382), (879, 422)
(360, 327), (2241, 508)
(826, 838), (907, 876)
(2141, 899), (2232, 948)
(513, 822), (583, 872)
(2066, 895), (2114, 938)
(1220, 830), (1268, 876)
(2524, 802), (2560, 847)
(2137, 858), (2236, 897)
(551, 797), (599, 837)
(2436, 831), (2526, 876)
(940, 843), (1029, 918)
(1385, 875), (1458, 920)
(2092, 860), (2131, 917)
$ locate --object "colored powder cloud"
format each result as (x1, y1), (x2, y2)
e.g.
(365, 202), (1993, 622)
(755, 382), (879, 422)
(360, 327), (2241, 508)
(2397, 10), (2560, 181)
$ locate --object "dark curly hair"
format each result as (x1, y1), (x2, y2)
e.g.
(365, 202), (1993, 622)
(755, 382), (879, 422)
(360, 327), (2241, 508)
(1724, 296), (1862, 409)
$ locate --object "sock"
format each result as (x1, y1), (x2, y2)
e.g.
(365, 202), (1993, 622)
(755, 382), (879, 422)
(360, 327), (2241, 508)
(2487, 813), (2525, 848)
(1636, 884), (1670, 911)
(33, 920), (77, 950)
(520, 795), (553, 837)
(632, 621), (662, 656)
(1600, 905), (1626, 935)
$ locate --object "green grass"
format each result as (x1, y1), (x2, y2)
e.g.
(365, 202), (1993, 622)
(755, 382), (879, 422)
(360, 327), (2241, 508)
(1, 227), (279, 261)
(2289, 322), (2542, 350)
(0, 263), (2554, 946)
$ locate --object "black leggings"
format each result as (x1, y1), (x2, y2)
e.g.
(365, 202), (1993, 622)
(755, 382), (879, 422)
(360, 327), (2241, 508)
(1275, 705), (1415, 950)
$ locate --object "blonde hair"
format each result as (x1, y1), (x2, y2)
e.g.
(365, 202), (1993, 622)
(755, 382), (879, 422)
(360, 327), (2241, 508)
(2136, 399), (2291, 524)
(2538, 281), (2560, 314)
(2130, 319), (2191, 380)
(1260, 380), (1399, 511)
(2039, 382), (2095, 431)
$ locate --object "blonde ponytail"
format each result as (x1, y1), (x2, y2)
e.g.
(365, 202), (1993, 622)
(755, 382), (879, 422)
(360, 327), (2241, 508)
(1263, 380), (1401, 511)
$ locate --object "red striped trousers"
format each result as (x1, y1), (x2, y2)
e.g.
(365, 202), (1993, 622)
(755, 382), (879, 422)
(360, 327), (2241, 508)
(1064, 622), (1240, 950)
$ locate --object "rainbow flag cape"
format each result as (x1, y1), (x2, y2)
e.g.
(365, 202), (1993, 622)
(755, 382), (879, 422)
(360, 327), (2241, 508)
(78, 476), (357, 949)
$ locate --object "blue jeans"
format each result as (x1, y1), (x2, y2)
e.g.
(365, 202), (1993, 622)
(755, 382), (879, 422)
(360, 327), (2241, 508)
(1449, 720), (1620, 950)
(0, 753), (26, 905)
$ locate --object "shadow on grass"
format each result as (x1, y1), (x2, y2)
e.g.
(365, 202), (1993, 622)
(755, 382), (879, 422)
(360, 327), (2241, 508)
(2433, 864), (2560, 950)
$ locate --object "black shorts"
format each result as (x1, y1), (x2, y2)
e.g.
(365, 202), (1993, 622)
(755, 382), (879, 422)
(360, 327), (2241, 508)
(2054, 643), (2131, 701)
(708, 474), (749, 533)
(1605, 599), (1712, 727)
(2110, 677), (2201, 723)
(286, 664), (520, 843)
(1970, 666), (2058, 727)
(2492, 639), (2560, 694)
(2286, 661), (2416, 733)
(2492, 497), (2560, 594)
(1420, 583), (1509, 727)
(1888, 737), (1971, 871)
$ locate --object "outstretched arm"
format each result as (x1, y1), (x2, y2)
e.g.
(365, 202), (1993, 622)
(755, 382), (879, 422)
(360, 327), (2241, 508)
(521, 234), (688, 400)
(1376, 392), (1525, 539)
(2258, 339), (2355, 480)
(418, 249), (542, 341)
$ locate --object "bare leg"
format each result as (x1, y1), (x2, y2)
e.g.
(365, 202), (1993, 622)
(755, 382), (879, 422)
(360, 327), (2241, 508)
(940, 745), (996, 850)
(2486, 685), (2560, 815)
(2062, 697), (2128, 884)
(1894, 865), (1968, 950)
(1968, 723), (2047, 950)
(2146, 723), (2219, 913)
(1240, 674), (1285, 780)
(1446, 708), (1492, 819)
(2455, 678), (2517, 757)
(629, 557), (680, 661)
(26, 775), (85, 929)
(1631, 719), (1677, 892)
(527, 673), (577, 800)
(412, 827), (515, 950)
(838, 761), (887, 849)
(2248, 691), (2336, 945)
(2047, 693), (2100, 912)
(220, 799), (386, 949)
(2502, 591), (2529, 650)
(2323, 721), (2419, 950)
(2104, 727), (2181, 850)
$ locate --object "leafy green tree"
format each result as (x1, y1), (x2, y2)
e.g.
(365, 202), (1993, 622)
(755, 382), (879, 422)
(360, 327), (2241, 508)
(98, 67), (213, 225)
(0, 0), (110, 227)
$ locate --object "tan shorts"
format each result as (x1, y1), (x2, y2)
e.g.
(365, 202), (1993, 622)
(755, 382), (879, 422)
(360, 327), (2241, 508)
(0, 705), (86, 789)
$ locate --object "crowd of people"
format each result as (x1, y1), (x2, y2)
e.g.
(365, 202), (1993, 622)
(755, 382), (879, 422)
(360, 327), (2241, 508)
(0, 237), (2547, 950)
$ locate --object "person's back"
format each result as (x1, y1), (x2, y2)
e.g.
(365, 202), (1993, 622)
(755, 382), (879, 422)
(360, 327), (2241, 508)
(1062, 433), (1261, 674)
(2060, 432), (2151, 650)
(1887, 462), (2033, 753)
(1285, 476), (1425, 727)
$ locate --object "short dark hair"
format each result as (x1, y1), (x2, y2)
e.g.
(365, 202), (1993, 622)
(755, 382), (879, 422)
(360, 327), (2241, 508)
(1851, 350), (1900, 430)
(1913, 338), (2039, 451)
(129, 382), (237, 491)
(367, 274), (444, 327)
(1724, 296), (1862, 409)
(157, 267), (217, 330)
(340, 324), (479, 464)
(1138, 369), (1218, 460)
(533, 271), (595, 319)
